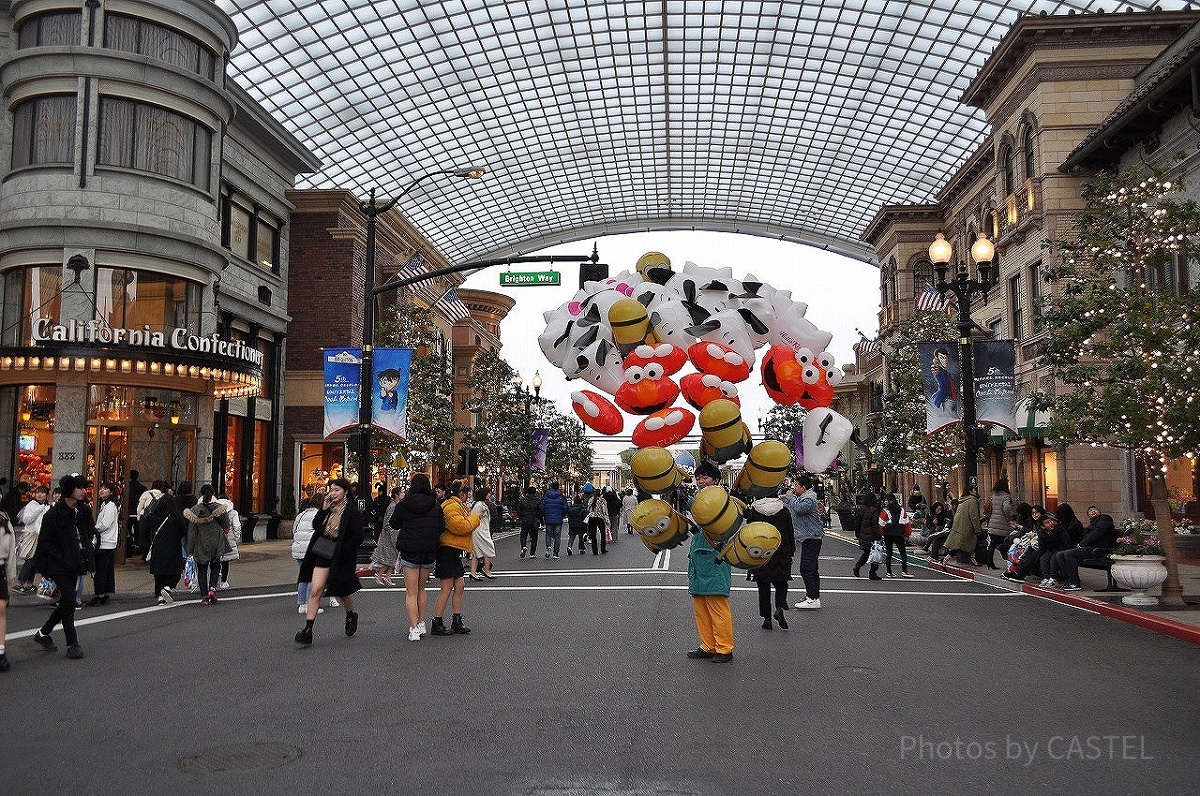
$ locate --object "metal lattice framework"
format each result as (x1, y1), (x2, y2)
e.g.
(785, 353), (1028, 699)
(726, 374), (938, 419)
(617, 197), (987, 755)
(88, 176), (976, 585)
(217, 0), (1182, 265)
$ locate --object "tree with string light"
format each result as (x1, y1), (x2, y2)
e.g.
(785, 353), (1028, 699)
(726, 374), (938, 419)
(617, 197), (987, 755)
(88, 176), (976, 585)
(1036, 163), (1200, 606)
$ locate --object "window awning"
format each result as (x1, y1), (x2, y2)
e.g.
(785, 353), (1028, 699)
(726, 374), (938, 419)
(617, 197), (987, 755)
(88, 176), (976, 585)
(1015, 396), (1052, 439)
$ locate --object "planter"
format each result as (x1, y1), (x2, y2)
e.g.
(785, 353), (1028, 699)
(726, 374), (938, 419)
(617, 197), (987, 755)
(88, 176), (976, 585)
(1109, 555), (1168, 607)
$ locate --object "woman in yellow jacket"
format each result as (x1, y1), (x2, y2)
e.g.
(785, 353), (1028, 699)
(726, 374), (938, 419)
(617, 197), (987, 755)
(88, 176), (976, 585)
(431, 479), (479, 636)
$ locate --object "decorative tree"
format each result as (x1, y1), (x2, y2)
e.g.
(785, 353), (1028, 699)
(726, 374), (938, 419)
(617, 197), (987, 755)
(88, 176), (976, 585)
(374, 300), (458, 476)
(541, 410), (595, 489)
(761, 404), (807, 448)
(1037, 163), (1200, 606)
(875, 310), (964, 488)
(460, 348), (529, 482)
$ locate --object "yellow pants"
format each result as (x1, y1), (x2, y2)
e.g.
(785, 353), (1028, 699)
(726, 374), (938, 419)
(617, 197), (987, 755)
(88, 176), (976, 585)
(692, 594), (733, 654)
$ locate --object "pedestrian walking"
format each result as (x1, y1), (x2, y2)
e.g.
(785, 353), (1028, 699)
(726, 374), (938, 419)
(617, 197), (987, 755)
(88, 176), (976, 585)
(517, 486), (542, 559)
(136, 479), (167, 559)
(566, 495), (588, 555)
(370, 486), (402, 585)
(294, 478), (364, 645)
(185, 484), (232, 606)
(538, 482), (568, 559)
(391, 473), (444, 642)
(940, 483), (983, 566)
(215, 494), (240, 589)
(12, 484), (50, 593)
(783, 472), (824, 609)
(126, 470), (146, 557)
(430, 479), (478, 636)
(685, 461), (733, 662)
(0, 508), (16, 671)
(146, 490), (186, 604)
(87, 482), (120, 605)
(603, 486), (621, 544)
(586, 488), (609, 555)
(745, 494), (795, 629)
(31, 474), (95, 659)
(620, 488), (637, 535)
(291, 494), (322, 614)
(879, 494), (914, 578)
(984, 478), (1015, 570)
(469, 486), (497, 580)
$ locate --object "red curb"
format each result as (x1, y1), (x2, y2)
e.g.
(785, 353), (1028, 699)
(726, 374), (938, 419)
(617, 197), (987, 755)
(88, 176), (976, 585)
(1026, 585), (1200, 646)
(927, 560), (977, 579)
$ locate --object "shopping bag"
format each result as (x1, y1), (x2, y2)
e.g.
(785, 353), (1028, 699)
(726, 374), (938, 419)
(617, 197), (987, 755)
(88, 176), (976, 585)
(184, 556), (198, 592)
(37, 576), (59, 600)
(867, 541), (885, 565)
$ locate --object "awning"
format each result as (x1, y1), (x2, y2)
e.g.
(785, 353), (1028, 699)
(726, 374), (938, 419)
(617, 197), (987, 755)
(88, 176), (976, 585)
(1015, 396), (1052, 439)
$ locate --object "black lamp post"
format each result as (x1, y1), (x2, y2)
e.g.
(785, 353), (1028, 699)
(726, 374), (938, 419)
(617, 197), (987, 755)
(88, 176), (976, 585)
(928, 231), (996, 491)
(355, 166), (485, 506)
(514, 371), (542, 488)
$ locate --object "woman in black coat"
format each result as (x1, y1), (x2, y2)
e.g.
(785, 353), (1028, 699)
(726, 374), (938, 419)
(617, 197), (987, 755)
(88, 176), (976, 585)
(295, 478), (363, 645)
(852, 493), (882, 580)
(390, 473), (445, 642)
(744, 495), (796, 629)
(32, 474), (94, 658)
(146, 492), (187, 604)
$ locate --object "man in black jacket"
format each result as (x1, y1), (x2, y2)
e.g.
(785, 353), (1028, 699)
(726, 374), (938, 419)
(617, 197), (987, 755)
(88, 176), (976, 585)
(32, 473), (94, 659)
(1049, 506), (1118, 591)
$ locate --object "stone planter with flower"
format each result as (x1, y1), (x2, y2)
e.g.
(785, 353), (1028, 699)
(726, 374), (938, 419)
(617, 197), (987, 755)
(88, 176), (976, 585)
(1110, 519), (1167, 607)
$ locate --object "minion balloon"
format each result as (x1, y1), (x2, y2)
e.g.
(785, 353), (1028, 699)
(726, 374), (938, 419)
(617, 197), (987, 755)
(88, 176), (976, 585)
(732, 440), (793, 499)
(630, 499), (694, 552)
(698, 398), (753, 463)
(608, 298), (661, 357)
(690, 485), (746, 547)
(630, 446), (684, 494)
(718, 521), (782, 569)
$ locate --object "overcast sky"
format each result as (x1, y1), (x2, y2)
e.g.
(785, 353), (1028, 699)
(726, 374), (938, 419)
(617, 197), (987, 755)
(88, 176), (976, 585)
(460, 230), (881, 461)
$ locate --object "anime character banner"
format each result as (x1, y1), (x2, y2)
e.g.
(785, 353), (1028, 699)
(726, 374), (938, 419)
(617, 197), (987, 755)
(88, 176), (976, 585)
(918, 342), (961, 435)
(973, 340), (1017, 434)
(323, 348), (362, 439)
(530, 428), (550, 471)
(371, 347), (414, 441)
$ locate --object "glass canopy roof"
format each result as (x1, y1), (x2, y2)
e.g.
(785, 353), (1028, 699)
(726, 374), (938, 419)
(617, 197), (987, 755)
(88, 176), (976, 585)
(217, 0), (1182, 265)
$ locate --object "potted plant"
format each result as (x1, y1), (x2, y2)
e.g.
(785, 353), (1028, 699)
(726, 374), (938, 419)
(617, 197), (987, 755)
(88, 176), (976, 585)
(1110, 519), (1168, 607)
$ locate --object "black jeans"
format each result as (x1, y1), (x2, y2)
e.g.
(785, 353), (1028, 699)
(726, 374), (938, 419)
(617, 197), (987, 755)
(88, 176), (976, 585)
(568, 526), (587, 552)
(154, 573), (180, 596)
(587, 518), (607, 554)
(757, 581), (789, 617)
(798, 538), (821, 599)
(520, 522), (539, 552)
(40, 574), (80, 646)
(884, 536), (909, 574)
(986, 533), (1011, 567)
(854, 540), (880, 576)
(1053, 547), (1101, 585)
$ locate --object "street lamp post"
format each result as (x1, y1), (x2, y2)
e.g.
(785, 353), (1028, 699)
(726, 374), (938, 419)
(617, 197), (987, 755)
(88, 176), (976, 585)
(514, 371), (543, 489)
(355, 166), (485, 507)
(928, 231), (996, 491)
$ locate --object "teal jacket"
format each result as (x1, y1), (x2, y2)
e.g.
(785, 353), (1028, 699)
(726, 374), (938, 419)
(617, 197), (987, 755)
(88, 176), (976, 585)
(687, 531), (730, 596)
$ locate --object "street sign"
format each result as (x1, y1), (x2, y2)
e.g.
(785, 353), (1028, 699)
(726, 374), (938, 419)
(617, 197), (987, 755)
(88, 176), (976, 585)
(499, 271), (560, 287)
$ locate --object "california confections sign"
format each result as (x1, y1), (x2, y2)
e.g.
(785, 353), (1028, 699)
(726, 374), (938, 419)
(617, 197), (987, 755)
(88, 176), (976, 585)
(31, 318), (264, 368)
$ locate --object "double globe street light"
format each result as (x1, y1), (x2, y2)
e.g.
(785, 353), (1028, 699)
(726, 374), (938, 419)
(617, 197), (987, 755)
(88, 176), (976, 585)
(928, 231), (996, 490)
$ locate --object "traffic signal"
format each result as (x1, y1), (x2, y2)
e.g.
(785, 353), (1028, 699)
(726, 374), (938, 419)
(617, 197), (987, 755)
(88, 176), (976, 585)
(455, 448), (479, 476)
(579, 262), (608, 289)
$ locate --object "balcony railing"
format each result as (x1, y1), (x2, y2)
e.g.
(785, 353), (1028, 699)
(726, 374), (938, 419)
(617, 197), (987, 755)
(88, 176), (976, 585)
(992, 178), (1040, 240)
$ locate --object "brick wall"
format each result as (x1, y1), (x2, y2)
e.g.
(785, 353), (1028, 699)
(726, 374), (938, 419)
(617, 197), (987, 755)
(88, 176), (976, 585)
(286, 209), (364, 370)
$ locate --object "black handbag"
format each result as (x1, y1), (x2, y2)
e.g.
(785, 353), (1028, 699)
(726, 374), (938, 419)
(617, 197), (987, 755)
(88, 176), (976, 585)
(311, 535), (337, 559)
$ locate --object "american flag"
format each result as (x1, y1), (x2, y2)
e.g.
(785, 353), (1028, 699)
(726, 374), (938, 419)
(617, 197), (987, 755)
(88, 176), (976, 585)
(854, 337), (882, 357)
(916, 283), (951, 312)
(434, 287), (471, 323)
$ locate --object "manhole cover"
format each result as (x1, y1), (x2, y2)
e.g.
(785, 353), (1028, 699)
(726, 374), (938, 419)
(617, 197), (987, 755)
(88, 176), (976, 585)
(178, 743), (301, 773)
(835, 666), (878, 675)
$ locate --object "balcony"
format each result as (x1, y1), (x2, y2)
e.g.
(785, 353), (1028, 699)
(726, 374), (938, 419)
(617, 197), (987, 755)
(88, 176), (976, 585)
(991, 178), (1041, 244)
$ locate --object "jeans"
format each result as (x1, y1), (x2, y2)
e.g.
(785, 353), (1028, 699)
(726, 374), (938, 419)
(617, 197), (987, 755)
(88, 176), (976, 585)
(40, 574), (80, 646)
(93, 549), (116, 595)
(884, 536), (909, 574)
(588, 517), (607, 554)
(296, 559), (311, 605)
(798, 537), (822, 599)
(197, 561), (219, 594)
(18, 558), (37, 584)
(219, 561), (231, 582)
(1052, 547), (1101, 585)
(568, 526), (587, 552)
(986, 533), (1011, 567)
(520, 522), (540, 552)
(545, 522), (562, 556)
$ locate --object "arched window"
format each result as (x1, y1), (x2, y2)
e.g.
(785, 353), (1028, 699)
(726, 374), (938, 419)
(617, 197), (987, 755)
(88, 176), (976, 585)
(1002, 144), (1015, 195)
(1023, 127), (1036, 180)
(913, 258), (934, 294)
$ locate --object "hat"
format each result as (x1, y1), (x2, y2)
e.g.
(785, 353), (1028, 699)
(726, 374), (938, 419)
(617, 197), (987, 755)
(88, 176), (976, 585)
(59, 473), (90, 493)
(1040, 514), (1059, 526)
(581, 482), (595, 493)
(911, 485), (920, 492)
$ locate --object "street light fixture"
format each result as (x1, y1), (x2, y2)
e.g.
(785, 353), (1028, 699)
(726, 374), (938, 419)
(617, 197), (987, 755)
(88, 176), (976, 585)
(928, 231), (996, 491)
(354, 166), (486, 506)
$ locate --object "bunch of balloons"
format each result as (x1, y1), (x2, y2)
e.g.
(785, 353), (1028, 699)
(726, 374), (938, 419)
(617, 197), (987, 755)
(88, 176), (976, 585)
(539, 252), (855, 566)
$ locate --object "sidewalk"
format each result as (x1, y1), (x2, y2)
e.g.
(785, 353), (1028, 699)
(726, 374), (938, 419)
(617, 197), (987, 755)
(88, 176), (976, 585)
(825, 518), (1200, 645)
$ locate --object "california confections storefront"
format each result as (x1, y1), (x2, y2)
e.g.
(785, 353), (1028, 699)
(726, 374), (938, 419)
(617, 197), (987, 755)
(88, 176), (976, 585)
(0, 261), (262, 504)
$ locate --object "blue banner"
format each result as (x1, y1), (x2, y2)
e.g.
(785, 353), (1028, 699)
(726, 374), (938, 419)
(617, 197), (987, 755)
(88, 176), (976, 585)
(530, 428), (550, 471)
(973, 340), (1017, 434)
(918, 342), (961, 435)
(323, 349), (362, 439)
(372, 348), (414, 441)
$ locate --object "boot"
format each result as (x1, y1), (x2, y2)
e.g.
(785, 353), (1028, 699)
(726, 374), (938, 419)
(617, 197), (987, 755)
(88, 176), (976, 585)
(868, 565), (882, 581)
(451, 614), (471, 634)
(430, 617), (452, 636)
(761, 615), (773, 629)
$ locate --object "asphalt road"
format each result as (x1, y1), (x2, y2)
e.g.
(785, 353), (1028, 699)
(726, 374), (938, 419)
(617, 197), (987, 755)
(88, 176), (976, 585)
(5, 532), (1198, 795)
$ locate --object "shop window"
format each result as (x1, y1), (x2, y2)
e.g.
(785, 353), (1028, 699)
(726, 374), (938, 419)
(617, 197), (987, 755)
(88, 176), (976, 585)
(103, 13), (216, 79)
(11, 95), (77, 169)
(14, 385), (56, 490)
(94, 267), (199, 333)
(299, 443), (345, 500)
(252, 420), (267, 512)
(97, 97), (212, 189)
(224, 415), (243, 506)
(256, 338), (275, 399)
(17, 11), (82, 48)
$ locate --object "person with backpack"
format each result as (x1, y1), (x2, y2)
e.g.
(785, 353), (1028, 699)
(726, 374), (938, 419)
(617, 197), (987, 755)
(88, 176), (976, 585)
(586, 486), (609, 555)
(565, 495), (588, 556)
(390, 474), (445, 642)
(184, 484), (232, 606)
(602, 486), (622, 545)
(517, 486), (542, 559)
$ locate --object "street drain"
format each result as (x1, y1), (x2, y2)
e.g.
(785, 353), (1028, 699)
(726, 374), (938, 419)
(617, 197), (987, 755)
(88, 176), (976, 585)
(178, 742), (301, 773)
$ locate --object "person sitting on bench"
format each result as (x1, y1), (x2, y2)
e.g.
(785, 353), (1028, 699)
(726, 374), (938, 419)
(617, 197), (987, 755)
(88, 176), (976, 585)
(1046, 505), (1117, 591)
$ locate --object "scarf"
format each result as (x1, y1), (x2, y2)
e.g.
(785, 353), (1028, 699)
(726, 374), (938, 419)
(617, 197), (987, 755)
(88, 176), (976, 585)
(322, 501), (345, 538)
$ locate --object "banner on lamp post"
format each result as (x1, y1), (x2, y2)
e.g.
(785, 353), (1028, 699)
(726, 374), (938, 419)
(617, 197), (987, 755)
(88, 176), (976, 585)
(973, 340), (1017, 435)
(530, 428), (550, 472)
(918, 342), (962, 435)
(323, 349), (361, 439)
(370, 347), (414, 442)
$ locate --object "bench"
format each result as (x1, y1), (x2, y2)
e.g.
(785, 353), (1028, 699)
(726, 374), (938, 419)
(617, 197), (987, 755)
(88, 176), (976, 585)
(1078, 551), (1127, 592)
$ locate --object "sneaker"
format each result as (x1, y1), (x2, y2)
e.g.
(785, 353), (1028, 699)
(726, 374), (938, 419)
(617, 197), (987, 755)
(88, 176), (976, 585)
(416, 621), (427, 637)
(1062, 583), (1083, 592)
(545, 551), (550, 559)
(66, 644), (84, 659)
(408, 626), (421, 642)
(33, 630), (57, 651)
(885, 572), (897, 579)
(345, 610), (359, 637)
(157, 598), (167, 606)
(1038, 578), (1051, 587)
(553, 555), (560, 560)
(794, 597), (822, 609)
(520, 547), (527, 559)
(298, 605), (306, 614)
(1041, 579), (1059, 589)
(160, 586), (174, 604)
(567, 549), (572, 556)
(218, 581), (231, 590)
(901, 572), (915, 578)
(686, 648), (715, 659)
(329, 598), (340, 608)
(1002, 572), (1025, 583)
(207, 590), (218, 604)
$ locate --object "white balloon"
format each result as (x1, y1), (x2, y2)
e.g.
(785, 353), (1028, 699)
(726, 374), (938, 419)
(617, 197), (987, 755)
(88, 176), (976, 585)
(802, 408), (853, 473)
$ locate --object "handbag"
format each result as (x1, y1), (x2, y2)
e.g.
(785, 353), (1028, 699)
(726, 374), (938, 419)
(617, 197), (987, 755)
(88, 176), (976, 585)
(867, 540), (885, 565)
(311, 534), (338, 559)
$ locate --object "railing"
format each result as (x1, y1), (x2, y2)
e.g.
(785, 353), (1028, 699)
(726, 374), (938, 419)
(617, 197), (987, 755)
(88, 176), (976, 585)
(992, 178), (1040, 240)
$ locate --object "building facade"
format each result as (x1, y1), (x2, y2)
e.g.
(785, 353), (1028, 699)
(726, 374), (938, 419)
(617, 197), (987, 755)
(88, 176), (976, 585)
(862, 10), (1200, 518)
(0, 0), (317, 530)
